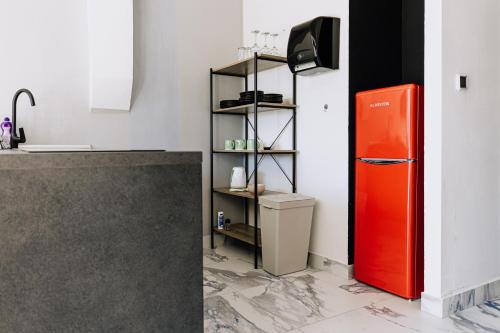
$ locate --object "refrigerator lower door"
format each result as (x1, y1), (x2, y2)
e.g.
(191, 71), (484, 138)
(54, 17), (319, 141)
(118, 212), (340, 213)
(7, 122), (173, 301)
(354, 159), (419, 299)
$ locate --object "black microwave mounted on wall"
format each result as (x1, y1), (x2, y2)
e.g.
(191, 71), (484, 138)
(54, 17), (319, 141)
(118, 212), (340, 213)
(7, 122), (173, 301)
(287, 16), (340, 75)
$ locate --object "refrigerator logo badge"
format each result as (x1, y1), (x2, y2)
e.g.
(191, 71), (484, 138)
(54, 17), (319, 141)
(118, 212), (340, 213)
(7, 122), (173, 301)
(370, 101), (391, 108)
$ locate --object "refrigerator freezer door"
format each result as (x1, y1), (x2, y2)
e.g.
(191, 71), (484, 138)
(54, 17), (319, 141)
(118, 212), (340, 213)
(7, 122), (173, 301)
(356, 84), (422, 160)
(354, 159), (419, 299)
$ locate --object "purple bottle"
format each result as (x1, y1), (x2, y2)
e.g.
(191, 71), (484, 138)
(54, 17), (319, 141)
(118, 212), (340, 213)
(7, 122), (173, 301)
(1, 117), (12, 149)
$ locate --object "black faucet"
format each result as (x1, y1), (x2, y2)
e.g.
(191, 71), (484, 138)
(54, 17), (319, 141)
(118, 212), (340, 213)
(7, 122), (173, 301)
(11, 88), (36, 149)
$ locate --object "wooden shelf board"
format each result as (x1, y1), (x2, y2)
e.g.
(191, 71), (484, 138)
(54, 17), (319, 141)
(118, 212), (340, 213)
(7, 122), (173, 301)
(213, 149), (296, 155)
(213, 102), (297, 114)
(212, 54), (288, 76)
(213, 187), (284, 200)
(213, 223), (261, 247)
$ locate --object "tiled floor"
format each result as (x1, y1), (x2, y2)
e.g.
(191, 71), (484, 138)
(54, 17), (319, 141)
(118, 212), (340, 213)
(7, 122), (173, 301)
(203, 243), (500, 333)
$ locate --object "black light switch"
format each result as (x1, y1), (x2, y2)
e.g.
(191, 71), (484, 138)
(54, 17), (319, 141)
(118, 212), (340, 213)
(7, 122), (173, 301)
(460, 75), (467, 89)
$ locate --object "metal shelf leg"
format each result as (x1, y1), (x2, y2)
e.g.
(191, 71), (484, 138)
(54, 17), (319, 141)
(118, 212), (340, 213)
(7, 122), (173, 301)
(253, 54), (259, 269)
(210, 69), (215, 249)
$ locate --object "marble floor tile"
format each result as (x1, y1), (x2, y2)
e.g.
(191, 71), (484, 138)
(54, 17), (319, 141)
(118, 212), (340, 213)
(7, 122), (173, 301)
(204, 266), (279, 292)
(450, 298), (500, 332)
(204, 270), (238, 298)
(295, 297), (500, 333)
(204, 243), (500, 333)
(293, 307), (420, 333)
(355, 297), (467, 333)
(249, 272), (393, 330)
(204, 293), (269, 333)
(309, 270), (397, 308)
(204, 247), (263, 274)
(232, 276), (330, 332)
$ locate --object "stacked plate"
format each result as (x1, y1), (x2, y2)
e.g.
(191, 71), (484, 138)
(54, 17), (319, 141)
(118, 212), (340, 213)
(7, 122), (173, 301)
(220, 100), (241, 109)
(263, 93), (283, 104)
(239, 91), (264, 105)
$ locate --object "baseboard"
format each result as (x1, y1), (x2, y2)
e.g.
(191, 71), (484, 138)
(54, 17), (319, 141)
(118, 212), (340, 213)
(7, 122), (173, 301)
(422, 278), (500, 318)
(308, 252), (354, 280)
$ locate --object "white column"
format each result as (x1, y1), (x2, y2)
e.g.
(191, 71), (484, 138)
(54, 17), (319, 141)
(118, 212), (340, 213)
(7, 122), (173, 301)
(421, 0), (444, 317)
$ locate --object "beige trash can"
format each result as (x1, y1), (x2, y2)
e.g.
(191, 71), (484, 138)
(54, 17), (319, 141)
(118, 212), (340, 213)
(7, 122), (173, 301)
(259, 194), (315, 276)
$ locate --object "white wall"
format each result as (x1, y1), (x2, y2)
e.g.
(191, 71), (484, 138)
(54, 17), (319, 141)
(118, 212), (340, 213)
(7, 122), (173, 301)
(243, 0), (349, 264)
(441, 0), (500, 297)
(170, 0), (243, 235)
(0, 0), (242, 235)
(423, 0), (500, 316)
(0, 0), (129, 148)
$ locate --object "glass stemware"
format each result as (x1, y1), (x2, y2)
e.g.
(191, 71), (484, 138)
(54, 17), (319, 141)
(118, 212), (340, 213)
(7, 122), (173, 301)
(261, 32), (271, 54)
(251, 30), (260, 54)
(237, 47), (246, 60)
(245, 47), (253, 59)
(271, 33), (279, 56)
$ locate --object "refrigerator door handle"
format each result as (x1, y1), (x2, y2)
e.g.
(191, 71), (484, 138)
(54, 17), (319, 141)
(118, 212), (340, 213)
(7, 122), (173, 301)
(358, 158), (415, 165)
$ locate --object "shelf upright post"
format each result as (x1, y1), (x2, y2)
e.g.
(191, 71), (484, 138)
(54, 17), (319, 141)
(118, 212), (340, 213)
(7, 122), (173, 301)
(210, 68), (215, 249)
(244, 75), (249, 226)
(253, 53), (259, 269)
(292, 73), (297, 193)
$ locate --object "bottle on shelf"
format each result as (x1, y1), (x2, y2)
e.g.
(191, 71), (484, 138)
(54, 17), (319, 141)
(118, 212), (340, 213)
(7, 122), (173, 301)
(217, 211), (224, 230)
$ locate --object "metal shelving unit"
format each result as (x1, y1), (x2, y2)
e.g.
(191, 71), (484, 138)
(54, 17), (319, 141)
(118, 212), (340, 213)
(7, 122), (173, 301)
(210, 53), (297, 269)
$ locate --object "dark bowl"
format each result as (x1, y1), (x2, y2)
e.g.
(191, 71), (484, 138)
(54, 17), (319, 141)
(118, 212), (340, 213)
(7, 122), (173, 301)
(240, 90), (264, 98)
(262, 93), (283, 103)
(239, 96), (264, 104)
(220, 100), (241, 109)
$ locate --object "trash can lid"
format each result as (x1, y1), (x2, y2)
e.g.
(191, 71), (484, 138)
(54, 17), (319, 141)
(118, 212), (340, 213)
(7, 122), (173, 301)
(259, 193), (315, 210)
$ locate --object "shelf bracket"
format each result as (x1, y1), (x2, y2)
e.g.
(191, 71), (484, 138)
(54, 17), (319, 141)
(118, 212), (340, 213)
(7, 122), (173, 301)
(245, 117), (264, 143)
(247, 114), (293, 150)
(269, 115), (294, 150)
(247, 154), (266, 183)
(270, 154), (294, 186)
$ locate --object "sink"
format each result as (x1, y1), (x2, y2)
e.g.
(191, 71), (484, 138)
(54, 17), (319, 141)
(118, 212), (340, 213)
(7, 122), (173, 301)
(19, 145), (93, 152)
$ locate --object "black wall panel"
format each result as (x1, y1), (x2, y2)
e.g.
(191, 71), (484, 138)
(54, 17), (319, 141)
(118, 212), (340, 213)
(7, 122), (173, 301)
(348, 0), (424, 264)
(402, 0), (425, 84)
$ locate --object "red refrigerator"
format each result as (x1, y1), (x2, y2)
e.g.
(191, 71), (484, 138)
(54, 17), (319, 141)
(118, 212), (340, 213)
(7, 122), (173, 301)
(354, 84), (424, 299)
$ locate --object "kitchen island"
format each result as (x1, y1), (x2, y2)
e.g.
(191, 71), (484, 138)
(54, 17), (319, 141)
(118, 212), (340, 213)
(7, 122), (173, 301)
(0, 150), (202, 332)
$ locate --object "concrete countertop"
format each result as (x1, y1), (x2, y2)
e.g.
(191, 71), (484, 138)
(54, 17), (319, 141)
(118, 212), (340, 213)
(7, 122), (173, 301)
(0, 150), (202, 169)
(0, 148), (203, 332)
